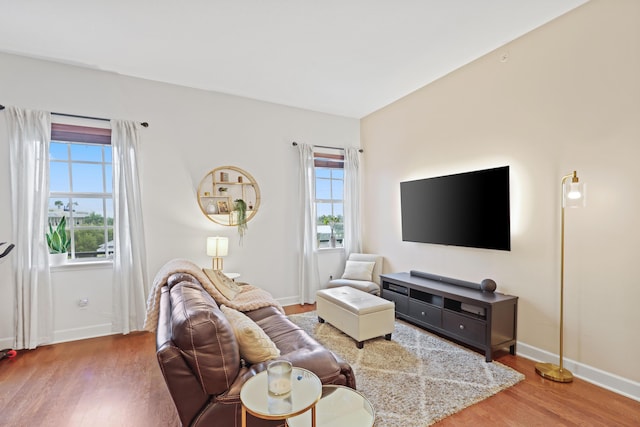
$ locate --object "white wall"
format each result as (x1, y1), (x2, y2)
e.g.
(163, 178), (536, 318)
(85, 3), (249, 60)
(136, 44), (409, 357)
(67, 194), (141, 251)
(361, 0), (640, 396)
(0, 52), (359, 346)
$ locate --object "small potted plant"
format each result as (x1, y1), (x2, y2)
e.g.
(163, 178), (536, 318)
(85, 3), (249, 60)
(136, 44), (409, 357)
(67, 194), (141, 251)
(46, 216), (70, 265)
(234, 199), (248, 241)
(319, 214), (340, 247)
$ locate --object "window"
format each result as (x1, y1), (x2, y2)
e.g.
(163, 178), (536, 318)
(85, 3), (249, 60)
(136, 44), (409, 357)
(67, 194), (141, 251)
(48, 123), (113, 260)
(314, 150), (344, 248)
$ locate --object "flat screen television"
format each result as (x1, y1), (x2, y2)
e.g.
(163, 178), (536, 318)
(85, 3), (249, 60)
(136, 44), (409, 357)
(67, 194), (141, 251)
(400, 166), (511, 251)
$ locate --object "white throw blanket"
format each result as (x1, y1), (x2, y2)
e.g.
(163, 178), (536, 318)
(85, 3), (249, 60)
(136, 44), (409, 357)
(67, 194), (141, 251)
(143, 258), (284, 332)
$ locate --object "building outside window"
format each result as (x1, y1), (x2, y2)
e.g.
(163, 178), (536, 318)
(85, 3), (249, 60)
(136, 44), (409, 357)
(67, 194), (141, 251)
(48, 123), (113, 260)
(314, 149), (344, 248)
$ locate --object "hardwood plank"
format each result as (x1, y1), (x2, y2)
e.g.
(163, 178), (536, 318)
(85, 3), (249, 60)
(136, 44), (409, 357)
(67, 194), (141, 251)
(1, 304), (638, 426)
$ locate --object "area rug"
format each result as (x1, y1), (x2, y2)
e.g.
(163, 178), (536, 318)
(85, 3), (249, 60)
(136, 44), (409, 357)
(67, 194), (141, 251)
(288, 311), (524, 427)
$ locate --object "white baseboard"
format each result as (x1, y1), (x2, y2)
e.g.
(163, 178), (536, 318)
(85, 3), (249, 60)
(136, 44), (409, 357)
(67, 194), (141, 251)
(517, 341), (640, 402)
(0, 323), (114, 350)
(52, 323), (114, 345)
(277, 296), (303, 307)
(0, 336), (14, 349)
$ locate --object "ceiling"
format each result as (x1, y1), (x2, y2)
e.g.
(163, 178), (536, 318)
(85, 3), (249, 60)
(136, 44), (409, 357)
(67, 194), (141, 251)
(0, 0), (588, 118)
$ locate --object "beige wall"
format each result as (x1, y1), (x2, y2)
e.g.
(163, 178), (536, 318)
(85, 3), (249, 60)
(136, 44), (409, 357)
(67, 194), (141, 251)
(361, 0), (640, 387)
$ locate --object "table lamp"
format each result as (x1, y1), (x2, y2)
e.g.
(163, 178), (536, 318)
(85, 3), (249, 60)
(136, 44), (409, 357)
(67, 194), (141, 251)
(207, 236), (229, 271)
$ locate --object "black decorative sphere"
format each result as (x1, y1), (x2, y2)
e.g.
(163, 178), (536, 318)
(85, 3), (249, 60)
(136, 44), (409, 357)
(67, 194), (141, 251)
(480, 278), (497, 292)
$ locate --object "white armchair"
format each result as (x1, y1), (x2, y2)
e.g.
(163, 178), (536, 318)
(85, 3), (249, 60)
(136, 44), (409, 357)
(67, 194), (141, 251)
(326, 253), (384, 295)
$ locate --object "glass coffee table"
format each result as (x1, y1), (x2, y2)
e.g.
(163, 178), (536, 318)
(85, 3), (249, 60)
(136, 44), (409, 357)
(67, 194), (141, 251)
(287, 385), (375, 427)
(240, 367), (322, 427)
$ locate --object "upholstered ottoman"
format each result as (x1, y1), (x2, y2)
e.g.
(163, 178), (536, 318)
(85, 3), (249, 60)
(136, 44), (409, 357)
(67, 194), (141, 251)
(316, 286), (395, 349)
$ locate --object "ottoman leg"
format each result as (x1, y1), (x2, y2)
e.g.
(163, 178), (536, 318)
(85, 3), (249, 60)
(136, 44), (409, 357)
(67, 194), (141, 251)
(385, 333), (392, 341)
(356, 341), (364, 349)
(318, 316), (325, 323)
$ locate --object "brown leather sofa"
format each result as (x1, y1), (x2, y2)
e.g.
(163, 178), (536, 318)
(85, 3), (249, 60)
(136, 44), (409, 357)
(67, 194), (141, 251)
(156, 272), (356, 427)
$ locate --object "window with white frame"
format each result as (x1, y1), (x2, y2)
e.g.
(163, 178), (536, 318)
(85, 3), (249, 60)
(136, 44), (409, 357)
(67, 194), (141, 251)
(48, 123), (114, 260)
(314, 149), (344, 248)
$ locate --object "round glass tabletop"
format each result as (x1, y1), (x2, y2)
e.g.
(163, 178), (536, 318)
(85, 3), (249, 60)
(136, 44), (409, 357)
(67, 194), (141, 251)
(287, 385), (375, 427)
(240, 367), (322, 419)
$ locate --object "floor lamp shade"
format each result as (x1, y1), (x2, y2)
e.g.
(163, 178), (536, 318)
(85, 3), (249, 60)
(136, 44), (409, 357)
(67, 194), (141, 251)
(563, 172), (586, 208)
(535, 170), (585, 383)
(207, 237), (229, 270)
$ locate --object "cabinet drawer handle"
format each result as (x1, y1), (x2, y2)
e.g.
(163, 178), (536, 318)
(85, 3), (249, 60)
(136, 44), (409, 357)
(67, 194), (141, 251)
(459, 324), (465, 330)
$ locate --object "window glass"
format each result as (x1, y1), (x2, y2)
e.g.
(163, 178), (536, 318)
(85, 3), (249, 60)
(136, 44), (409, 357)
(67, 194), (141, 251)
(49, 162), (70, 192)
(50, 142), (69, 160)
(48, 128), (113, 262)
(72, 163), (106, 192)
(71, 143), (103, 162)
(314, 150), (344, 249)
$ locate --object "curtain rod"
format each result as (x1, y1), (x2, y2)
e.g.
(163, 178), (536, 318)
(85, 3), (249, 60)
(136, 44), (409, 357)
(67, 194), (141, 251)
(292, 141), (363, 153)
(0, 104), (149, 128)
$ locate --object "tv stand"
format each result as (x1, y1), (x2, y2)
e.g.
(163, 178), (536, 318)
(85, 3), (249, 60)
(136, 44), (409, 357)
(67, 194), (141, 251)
(380, 271), (518, 362)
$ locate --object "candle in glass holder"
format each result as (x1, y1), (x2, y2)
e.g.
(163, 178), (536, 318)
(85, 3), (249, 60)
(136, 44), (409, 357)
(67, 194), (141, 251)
(267, 360), (292, 396)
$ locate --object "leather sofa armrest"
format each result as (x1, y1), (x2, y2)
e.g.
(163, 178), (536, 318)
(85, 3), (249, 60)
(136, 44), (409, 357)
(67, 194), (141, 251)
(157, 286), (210, 426)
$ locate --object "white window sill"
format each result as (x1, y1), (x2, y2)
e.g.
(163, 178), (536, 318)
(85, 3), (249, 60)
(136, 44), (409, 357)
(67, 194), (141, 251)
(50, 259), (113, 272)
(317, 247), (344, 253)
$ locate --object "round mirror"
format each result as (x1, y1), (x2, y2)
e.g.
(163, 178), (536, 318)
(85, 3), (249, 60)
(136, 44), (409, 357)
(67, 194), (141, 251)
(197, 166), (261, 227)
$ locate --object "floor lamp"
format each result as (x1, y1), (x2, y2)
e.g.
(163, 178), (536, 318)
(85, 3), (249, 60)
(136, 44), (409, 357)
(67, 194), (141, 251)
(535, 171), (585, 383)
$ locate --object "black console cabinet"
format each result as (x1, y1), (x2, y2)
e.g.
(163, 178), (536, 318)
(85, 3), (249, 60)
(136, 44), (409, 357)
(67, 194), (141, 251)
(380, 272), (518, 362)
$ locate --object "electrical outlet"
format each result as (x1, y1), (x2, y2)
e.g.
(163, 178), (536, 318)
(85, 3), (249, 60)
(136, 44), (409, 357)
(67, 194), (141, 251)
(78, 298), (89, 308)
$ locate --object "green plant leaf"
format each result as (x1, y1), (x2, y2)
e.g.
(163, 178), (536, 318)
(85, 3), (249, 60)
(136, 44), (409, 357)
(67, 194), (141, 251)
(46, 216), (70, 254)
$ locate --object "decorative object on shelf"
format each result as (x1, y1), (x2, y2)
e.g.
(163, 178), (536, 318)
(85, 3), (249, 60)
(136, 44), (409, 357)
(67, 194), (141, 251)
(480, 278), (497, 292)
(234, 199), (248, 240)
(217, 200), (230, 214)
(207, 236), (229, 271)
(319, 214), (340, 248)
(206, 200), (217, 214)
(46, 216), (69, 265)
(535, 170), (586, 383)
(197, 166), (261, 228)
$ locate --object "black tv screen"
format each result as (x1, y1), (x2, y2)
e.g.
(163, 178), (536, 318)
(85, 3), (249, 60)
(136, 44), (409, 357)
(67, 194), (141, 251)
(400, 166), (511, 251)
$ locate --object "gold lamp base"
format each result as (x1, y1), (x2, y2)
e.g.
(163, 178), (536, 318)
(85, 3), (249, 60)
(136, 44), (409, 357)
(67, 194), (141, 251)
(535, 362), (573, 383)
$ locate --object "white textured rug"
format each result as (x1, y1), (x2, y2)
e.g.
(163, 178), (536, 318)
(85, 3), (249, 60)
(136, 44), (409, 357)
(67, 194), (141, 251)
(288, 311), (524, 427)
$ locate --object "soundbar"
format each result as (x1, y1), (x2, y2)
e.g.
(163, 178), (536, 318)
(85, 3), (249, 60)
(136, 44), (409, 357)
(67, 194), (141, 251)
(409, 270), (497, 293)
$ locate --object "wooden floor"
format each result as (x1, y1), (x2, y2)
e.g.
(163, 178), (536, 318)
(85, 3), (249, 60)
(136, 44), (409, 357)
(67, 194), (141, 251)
(1, 304), (638, 426)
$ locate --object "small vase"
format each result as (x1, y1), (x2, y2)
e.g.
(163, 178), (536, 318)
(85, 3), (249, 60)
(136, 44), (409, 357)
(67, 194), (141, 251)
(330, 235), (336, 248)
(49, 252), (68, 266)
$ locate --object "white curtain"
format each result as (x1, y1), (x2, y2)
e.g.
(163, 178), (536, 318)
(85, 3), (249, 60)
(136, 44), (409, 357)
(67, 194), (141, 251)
(343, 147), (362, 256)
(111, 120), (148, 334)
(7, 107), (53, 349)
(297, 143), (321, 304)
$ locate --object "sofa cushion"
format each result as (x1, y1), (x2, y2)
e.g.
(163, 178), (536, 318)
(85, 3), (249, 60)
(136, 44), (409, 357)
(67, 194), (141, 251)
(220, 305), (281, 364)
(341, 260), (375, 281)
(203, 268), (242, 300)
(170, 281), (240, 395)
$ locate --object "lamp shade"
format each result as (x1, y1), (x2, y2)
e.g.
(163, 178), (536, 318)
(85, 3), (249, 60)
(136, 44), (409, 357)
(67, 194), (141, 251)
(207, 237), (229, 257)
(563, 180), (586, 208)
